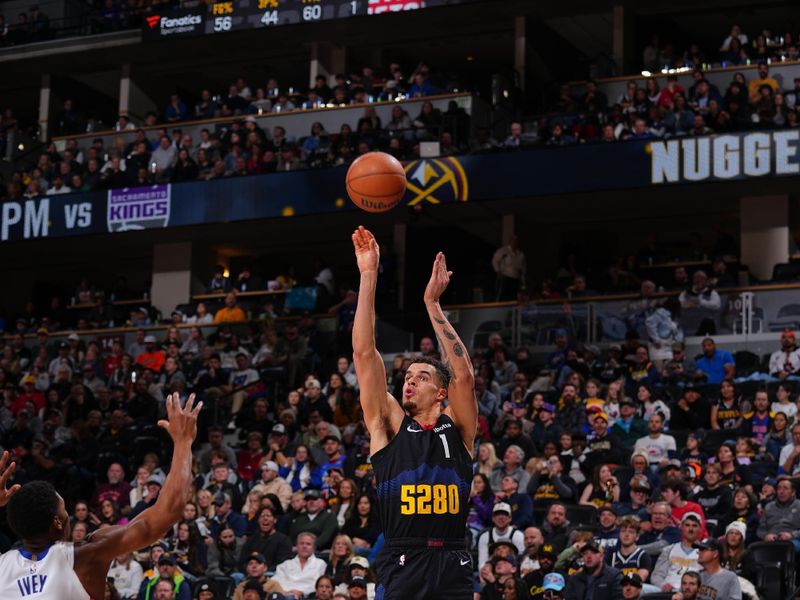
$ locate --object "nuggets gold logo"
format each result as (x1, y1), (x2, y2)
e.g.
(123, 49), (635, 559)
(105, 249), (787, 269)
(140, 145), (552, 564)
(404, 157), (468, 206)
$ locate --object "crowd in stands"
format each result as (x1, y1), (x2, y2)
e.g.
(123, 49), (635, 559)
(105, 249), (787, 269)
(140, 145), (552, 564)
(518, 60), (800, 147)
(2, 271), (800, 599)
(0, 62), (472, 201)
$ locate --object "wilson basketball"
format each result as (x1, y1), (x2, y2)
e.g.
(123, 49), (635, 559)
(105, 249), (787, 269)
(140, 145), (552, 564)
(346, 152), (407, 213)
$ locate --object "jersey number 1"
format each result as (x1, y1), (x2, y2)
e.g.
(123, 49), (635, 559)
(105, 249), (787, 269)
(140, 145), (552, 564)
(439, 434), (450, 459)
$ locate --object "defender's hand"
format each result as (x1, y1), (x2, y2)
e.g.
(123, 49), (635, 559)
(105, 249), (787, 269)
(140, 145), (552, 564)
(352, 226), (380, 274)
(158, 393), (202, 445)
(424, 252), (452, 304)
(0, 451), (20, 507)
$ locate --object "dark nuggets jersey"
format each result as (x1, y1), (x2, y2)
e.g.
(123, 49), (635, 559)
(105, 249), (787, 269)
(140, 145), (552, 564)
(372, 413), (472, 542)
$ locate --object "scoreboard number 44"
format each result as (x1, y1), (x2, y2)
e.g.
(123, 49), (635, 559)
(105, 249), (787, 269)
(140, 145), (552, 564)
(261, 10), (278, 25)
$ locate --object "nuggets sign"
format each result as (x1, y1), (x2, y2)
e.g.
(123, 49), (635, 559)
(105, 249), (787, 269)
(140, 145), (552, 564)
(403, 157), (469, 206)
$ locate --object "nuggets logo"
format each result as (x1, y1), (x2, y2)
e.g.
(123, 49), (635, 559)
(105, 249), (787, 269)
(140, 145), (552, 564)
(404, 158), (468, 206)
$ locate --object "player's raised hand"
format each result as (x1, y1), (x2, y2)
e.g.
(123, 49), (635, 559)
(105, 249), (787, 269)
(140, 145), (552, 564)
(0, 450), (20, 507)
(158, 393), (202, 445)
(352, 225), (380, 274)
(424, 251), (452, 304)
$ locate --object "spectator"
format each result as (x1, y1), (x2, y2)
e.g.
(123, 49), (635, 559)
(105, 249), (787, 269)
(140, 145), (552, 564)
(693, 537), (742, 600)
(670, 384), (712, 431)
(150, 136), (177, 181)
(606, 516), (652, 585)
(527, 454), (576, 504)
(758, 476), (800, 548)
(108, 551), (144, 599)
(662, 478), (708, 536)
(135, 336), (166, 373)
(140, 554), (192, 600)
(491, 235), (526, 301)
(214, 292), (247, 323)
(769, 329), (800, 379)
(289, 488), (338, 550)
(564, 541), (622, 600)
(490, 445), (530, 492)
(748, 62), (780, 103)
(496, 474), (533, 529)
(694, 338), (735, 385)
(206, 525), (245, 585)
(476, 502), (525, 570)
(165, 94), (188, 122)
(272, 532), (328, 598)
(502, 122), (526, 148)
(634, 413), (676, 467)
(650, 512), (703, 592)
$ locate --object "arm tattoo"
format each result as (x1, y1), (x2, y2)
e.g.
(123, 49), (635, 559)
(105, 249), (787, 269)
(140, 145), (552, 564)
(443, 330), (456, 340)
(433, 316), (446, 325)
(434, 329), (455, 381)
(453, 343), (465, 357)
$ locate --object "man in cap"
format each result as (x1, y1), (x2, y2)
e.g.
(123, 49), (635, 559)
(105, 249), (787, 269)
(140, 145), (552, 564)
(136, 335), (166, 372)
(210, 492), (247, 538)
(232, 551), (286, 600)
(621, 573), (643, 599)
(141, 554), (191, 600)
(251, 460), (292, 511)
(661, 342), (695, 384)
(497, 416), (536, 462)
(239, 506), (293, 572)
(347, 576), (368, 600)
(48, 340), (75, 377)
(288, 489), (338, 550)
(194, 580), (217, 600)
(610, 397), (647, 450)
(16, 374), (44, 415)
(769, 329), (800, 380)
(596, 505), (620, 551)
(129, 472), (165, 519)
(650, 512), (703, 591)
(692, 537), (742, 600)
(477, 502), (526, 569)
(522, 543), (558, 598)
(670, 383), (712, 431)
(531, 402), (563, 453)
(262, 423), (294, 467)
(564, 541), (623, 600)
(582, 410), (625, 473)
(241, 579), (265, 600)
(613, 475), (650, 519)
(480, 553), (519, 600)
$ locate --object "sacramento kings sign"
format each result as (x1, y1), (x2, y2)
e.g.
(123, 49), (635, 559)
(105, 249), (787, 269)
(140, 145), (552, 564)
(107, 185), (171, 232)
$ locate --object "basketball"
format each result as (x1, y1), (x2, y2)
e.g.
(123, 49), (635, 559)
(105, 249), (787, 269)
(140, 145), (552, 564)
(346, 152), (407, 213)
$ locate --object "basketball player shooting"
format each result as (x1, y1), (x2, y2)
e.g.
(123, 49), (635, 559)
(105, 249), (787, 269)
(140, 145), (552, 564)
(0, 393), (201, 600)
(351, 226), (476, 600)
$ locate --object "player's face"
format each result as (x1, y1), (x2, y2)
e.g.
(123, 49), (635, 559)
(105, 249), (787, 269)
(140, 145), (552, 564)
(402, 363), (445, 414)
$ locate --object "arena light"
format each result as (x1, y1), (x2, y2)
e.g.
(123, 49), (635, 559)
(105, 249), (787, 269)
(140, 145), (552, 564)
(641, 70), (652, 77)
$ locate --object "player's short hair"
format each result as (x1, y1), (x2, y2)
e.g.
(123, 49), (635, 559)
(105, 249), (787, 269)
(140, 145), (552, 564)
(7, 480), (60, 539)
(408, 356), (452, 389)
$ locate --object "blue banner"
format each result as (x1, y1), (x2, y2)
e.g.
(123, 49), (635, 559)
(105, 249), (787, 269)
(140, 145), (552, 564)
(3, 130), (799, 243)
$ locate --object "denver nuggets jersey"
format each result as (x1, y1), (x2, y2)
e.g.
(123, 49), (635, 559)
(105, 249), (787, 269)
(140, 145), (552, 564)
(0, 542), (90, 599)
(372, 414), (472, 542)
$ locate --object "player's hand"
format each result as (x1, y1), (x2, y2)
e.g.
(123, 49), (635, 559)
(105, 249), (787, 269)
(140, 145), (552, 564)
(424, 251), (452, 304)
(0, 451), (20, 507)
(158, 393), (202, 445)
(352, 226), (380, 274)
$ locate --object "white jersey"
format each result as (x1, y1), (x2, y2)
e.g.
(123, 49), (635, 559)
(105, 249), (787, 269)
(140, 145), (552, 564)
(0, 542), (90, 599)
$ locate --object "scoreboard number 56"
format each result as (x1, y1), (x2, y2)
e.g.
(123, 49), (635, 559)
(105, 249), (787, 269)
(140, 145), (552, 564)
(214, 16), (232, 31)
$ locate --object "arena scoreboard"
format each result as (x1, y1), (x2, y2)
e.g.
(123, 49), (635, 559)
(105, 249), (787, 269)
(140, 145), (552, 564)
(143, 0), (475, 39)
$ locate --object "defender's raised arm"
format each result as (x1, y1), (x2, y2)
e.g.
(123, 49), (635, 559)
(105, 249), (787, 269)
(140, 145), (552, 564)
(425, 252), (477, 451)
(351, 226), (403, 452)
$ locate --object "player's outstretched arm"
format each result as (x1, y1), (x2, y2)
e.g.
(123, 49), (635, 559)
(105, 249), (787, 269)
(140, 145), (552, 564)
(77, 393), (201, 562)
(351, 226), (402, 441)
(425, 252), (476, 451)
